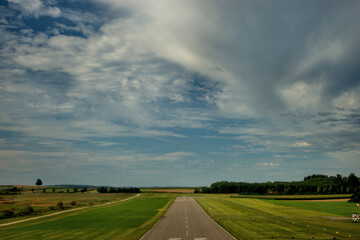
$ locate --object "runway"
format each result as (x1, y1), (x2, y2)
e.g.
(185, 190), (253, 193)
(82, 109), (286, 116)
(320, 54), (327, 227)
(141, 196), (236, 240)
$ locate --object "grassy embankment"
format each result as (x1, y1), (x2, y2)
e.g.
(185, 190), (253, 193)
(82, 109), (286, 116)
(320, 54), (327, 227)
(0, 193), (175, 239)
(196, 196), (359, 239)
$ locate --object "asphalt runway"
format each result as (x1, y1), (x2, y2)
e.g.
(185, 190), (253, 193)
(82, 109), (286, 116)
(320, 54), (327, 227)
(141, 196), (236, 240)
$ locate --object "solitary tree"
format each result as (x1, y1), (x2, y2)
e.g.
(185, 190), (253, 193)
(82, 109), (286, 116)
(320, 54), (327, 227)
(35, 179), (43, 186)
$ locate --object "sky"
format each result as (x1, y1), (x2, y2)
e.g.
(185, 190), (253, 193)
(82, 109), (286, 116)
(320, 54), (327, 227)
(0, 0), (360, 187)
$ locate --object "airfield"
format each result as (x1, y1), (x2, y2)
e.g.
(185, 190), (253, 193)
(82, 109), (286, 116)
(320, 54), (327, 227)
(0, 186), (359, 239)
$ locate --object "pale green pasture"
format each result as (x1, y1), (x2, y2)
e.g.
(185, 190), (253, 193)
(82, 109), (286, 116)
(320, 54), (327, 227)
(0, 194), (174, 240)
(196, 196), (359, 239)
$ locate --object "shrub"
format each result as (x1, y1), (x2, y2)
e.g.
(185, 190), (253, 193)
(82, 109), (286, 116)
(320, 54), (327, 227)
(0, 210), (16, 219)
(97, 187), (108, 193)
(70, 201), (77, 206)
(49, 206), (56, 211)
(57, 201), (64, 209)
(349, 192), (360, 202)
(17, 206), (34, 216)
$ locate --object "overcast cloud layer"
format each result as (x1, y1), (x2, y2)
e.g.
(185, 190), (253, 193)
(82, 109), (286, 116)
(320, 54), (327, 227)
(1, 0), (359, 186)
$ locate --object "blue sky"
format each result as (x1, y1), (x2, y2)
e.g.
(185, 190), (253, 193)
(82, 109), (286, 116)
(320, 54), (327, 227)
(1, 0), (360, 186)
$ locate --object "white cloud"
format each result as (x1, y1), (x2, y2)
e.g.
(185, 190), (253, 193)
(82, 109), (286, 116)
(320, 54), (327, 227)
(260, 162), (280, 167)
(328, 150), (360, 169)
(279, 81), (323, 112)
(332, 84), (360, 110)
(9, 0), (61, 18)
(113, 151), (195, 162)
(293, 142), (311, 147)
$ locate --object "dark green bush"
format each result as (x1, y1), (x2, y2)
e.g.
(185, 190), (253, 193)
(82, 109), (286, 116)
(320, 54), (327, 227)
(0, 210), (16, 219)
(17, 206), (34, 216)
(349, 192), (360, 202)
(57, 201), (64, 209)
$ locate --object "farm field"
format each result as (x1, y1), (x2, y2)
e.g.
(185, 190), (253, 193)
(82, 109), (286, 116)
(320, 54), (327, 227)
(266, 199), (358, 217)
(0, 190), (135, 222)
(196, 196), (360, 240)
(231, 194), (352, 200)
(0, 193), (175, 239)
(141, 188), (194, 193)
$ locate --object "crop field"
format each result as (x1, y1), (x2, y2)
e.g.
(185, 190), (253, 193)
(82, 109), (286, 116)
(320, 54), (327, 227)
(0, 190), (136, 220)
(196, 196), (360, 239)
(0, 193), (175, 239)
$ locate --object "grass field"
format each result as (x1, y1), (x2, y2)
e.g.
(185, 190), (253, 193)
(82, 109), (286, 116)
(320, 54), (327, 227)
(231, 194), (352, 200)
(0, 193), (175, 239)
(141, 188), (194, 193)
(0, 190), (136, 221)
(267, 199), (359, 217)
(196, 196), (360, 239)
(1, 190), (359, 239)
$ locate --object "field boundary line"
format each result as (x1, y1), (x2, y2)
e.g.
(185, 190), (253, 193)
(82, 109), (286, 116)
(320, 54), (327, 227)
(194, 197), (237, 240)
(0, 193), (140, 227)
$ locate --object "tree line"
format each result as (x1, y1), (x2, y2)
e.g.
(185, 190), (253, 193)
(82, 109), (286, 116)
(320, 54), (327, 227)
(97, 187), (140, 193)
(194, 173), (359, 195)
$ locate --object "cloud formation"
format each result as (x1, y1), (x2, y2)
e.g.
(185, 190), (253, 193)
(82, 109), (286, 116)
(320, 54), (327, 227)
(9, 0), (61, 18)
(0, 0), (359, 185)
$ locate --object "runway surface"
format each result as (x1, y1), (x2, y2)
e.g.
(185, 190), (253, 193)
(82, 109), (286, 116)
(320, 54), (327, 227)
(141, 196), (236, 240)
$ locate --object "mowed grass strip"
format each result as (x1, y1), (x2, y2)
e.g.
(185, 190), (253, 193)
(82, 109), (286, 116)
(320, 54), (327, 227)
(231, 194), (351, 200)
(0, 194), (174, 240)
(266, 199), (359, 217)
(196, 196), (359, 239)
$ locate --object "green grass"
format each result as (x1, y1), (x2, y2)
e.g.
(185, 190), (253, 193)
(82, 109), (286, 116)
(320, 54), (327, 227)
(266, 200), (359, 217)
(231, 194), (351, 200)
(0, 194), (174, 240)
(196, 196), (359, 239)
(0, 191), (134, 217)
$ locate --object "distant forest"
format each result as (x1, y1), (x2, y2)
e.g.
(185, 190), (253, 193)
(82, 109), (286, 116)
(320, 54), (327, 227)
(195, 173), (359, 195)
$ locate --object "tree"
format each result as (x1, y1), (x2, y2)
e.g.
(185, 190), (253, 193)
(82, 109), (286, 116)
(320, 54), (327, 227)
(35, 179), (43, 186)
(348, 173), (359, 189)
(97, 187), (108, 193)
(57, 201), (64, 209)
